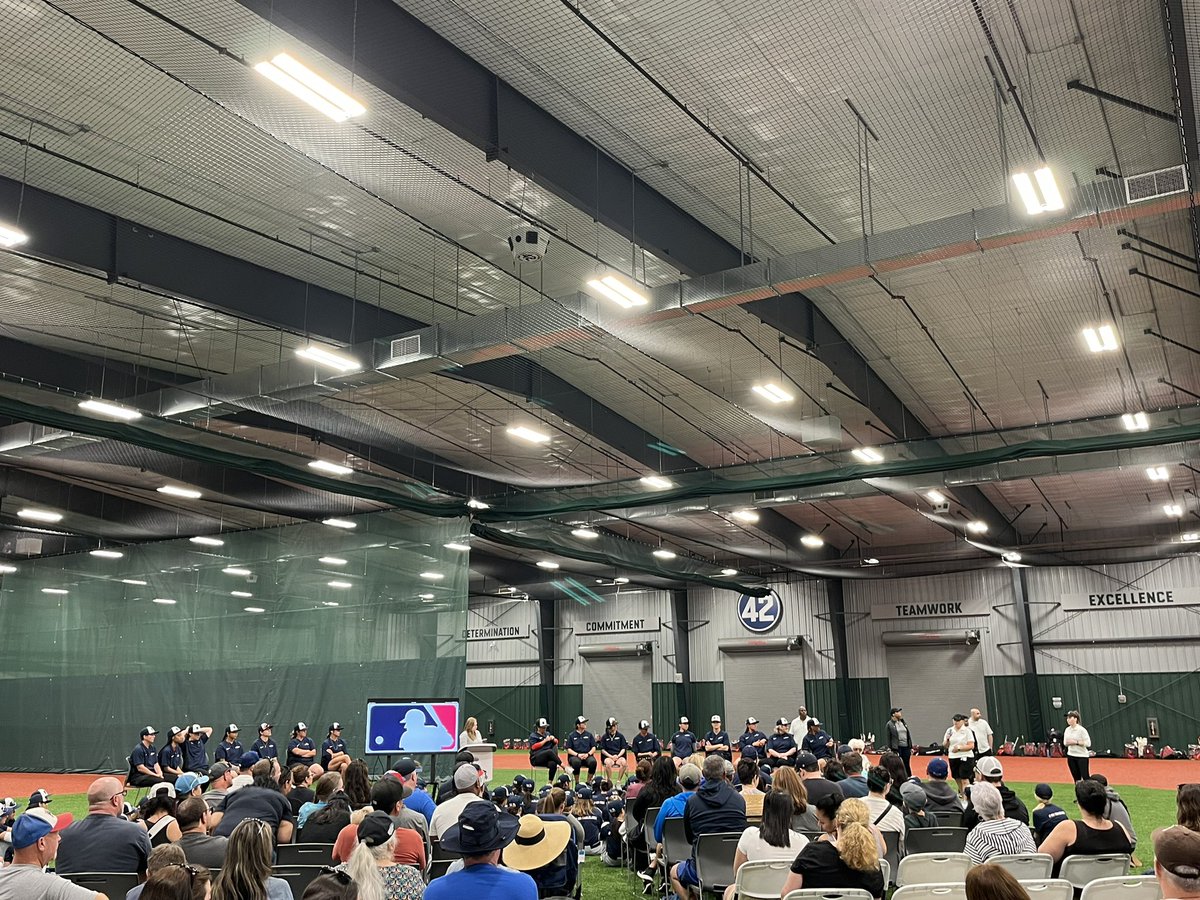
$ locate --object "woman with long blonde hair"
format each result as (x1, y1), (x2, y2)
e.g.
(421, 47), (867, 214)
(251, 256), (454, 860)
(211, 818), (291, 900)
(459, 716), (482, 746)
(779, 797), (886, 900)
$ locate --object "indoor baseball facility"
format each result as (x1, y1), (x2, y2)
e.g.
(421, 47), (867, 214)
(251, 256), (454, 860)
(0, 1), (1198, 899)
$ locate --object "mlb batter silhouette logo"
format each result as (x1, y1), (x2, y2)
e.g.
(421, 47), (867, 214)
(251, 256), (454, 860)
(366, 702), (459, 753)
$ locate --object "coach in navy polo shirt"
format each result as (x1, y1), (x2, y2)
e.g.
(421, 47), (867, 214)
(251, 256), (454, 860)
(631, 720), (661, 761)
(703, 716), (732, 761)
(738, 718), (767, 761)
(183, 723), (213, 774)
(250, 723), (279, 771)
(321, 722), (351, 774)
(801, 720), (835, 760)
(669, 717), (697, 768)
(564, 716), (598, 783)
(158, 726), (186, 784)
(286, 722), (317, 767)
(765, 718), (798, 768)
(213, 724), (243, 764)
(128, 726), (162, 787)
(598, 718), (629, 778)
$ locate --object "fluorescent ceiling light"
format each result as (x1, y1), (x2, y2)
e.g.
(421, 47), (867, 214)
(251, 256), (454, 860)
(222, 566), (252, 576)
(89, 549), (123, 559)
(536, 560), (560, 569)
(122, 578), (146, 585)
(254, 53), (365, 122)
(444, 542), (471, 551)
(231, 590), (253, 598)
(731, 509), (760, 524)
(1121, 411), (1149, 432)
(0, 222), (29, 247)
(800, 534), (824, 548)
(719, 567), (739, 576)
(157, 485), (202, 499)
(1012, 167), (1064, 214)
(419, 571), (445, 580)
(295, 344), (361, 372)
(570, 528), (599, 540)
(322, 518), (356, 529)
(926, 490), (947, 504)
(640, 475), (674, 489)
(244, 606), (265, 613)
(652, 549), (676, 559)
(751, 383), (794, 404)
(189, 536), (224, 547)
(1083, 325), (1119, 353)
(1181, 532), (1199, 543)
(1003, 551), (1022, 562)
(419, 593), (435, 600)
(466, 499), (490, 510)
(507, 425), (551, 444)
(308, 459), (354, 476)
(323, 601), (340, 607)
(1164, 504), (1184, 517)
(78, 399), (142, 421)
(18, 508), (62, 524)
(41, 587), (68, 595)
(318, 556), (347, 566)
(0, 564), (16, 574)
(1147, 467), (1169, 481)
(328, 580), (352, 589)
(966, 521), (989, 534)
(615, 577), (629, 584)
(153, 597), (176, 605)
(586, 274), (649, 308)
(863, 557), (880, 566)
(852, 447), (884, 463)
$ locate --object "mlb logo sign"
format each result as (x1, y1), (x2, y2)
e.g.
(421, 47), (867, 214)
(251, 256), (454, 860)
(366, 700), (460, 754)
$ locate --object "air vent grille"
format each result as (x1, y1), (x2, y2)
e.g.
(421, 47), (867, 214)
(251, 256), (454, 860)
(1125, 165), (1188, 203)
(389, 334), (421, 363)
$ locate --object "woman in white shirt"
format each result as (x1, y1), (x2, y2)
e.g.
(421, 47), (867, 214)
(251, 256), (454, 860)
(945, 715), (977, 794)
(459, 716), (482, 747)
(724, 790), (808, 900)
(1063, 710), (1092, 781)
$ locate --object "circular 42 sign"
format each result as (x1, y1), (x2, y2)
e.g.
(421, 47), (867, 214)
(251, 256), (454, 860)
(737, 592), (781, 634)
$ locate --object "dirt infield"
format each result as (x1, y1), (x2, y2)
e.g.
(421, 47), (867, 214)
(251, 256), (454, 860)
(5, 750), (1196, 797)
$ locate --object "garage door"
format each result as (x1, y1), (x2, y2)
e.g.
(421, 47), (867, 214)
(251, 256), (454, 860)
(886, 644), (985, 749)
(581, 655), (652, 736)
(721, 651), (805, 734)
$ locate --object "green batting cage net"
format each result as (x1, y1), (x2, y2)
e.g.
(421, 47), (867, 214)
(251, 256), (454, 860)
(0, 511), (468, 773)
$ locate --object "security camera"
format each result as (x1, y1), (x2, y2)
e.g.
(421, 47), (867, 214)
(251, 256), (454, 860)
(508, 226), (548, 262)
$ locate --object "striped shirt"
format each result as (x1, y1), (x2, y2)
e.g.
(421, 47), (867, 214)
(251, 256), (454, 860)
(965, 817), (1038, 864)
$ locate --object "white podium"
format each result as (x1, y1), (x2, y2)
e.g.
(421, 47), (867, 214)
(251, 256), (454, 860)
(463, 742), (497, 782)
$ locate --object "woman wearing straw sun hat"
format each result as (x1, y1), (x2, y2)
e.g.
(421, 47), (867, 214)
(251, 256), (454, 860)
(503, 813), (576, 898)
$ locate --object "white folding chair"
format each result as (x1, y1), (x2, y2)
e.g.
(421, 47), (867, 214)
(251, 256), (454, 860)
(905, 828), (969, 854)
(989, 854), (1053, 880)
(1059, 855), (1131, 891)
(1020, 879), (1076, 900)
(783, 890), (874, 900)
(734, 859), (792, 900)
(1080, 876), (1162, 900)
(897, 853), (973, 886)
(891, 884), (969, 900)
(881, 859), (891, 888)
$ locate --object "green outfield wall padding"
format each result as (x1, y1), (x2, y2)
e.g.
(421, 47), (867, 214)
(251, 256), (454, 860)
(805, 679), (843, 740)
(985, 675), (1034, 746)
(552, 685), (583, 732)
(846, 678), (892, 742)
(686, 681), (725, 728)
(465, 685), (542, 745)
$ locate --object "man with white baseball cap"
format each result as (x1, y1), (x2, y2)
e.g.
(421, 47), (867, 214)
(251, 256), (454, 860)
(430, 764), (489, 839)
(0, 808), (101, 900)
(128, 726), (162, 788)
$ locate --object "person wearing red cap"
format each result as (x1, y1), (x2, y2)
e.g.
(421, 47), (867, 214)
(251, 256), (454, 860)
(0, 808), (99, 899)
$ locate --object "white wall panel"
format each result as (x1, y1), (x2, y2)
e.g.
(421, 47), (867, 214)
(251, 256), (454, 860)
(843, 569), (1022, 678)
(465, 598), (541, 687)
(687, 580), (834, 682)
(557, 591), (675, 685)
(1025, 557), (1200, 674)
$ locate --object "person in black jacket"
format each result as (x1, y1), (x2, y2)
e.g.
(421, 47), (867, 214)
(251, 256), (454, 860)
(670, 755), (747, 898)
(886, 708), (915, 776)
(962, 756), (1029, 831)
(528, 718), (561, 783)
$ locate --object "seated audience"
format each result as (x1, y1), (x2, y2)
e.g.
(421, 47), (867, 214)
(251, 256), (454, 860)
(342, 760), (372, 812)
(922, 757), (965, 816)
(839, 752), (869, 798)
(964, 782), (1037, 863)
(287, 764), (315, 816)
(878, 752), (910, 807)
(385, 759), (433, 825)
(301, 791), (352, 844)
(670, 755), (747, 900)
(126, 844), (188, 900)
(503, 813), (576, 899)
(862, 767), (906, 839)
(423, 803), (535, 900)
(900, 783), (939, 829)
(140, 784), (182, 846)
(797, 752), (842, 806)
(211, 817), (293, 900)
(771, 766), (818, 831)
(1178, 784), (1200, 831)
(340, 811), (424, 900)
(736, 757), (764, 795)
(0, 808), (99, 900)
(962, 758), (1029, 831)
(211, 778), (294, 845)
(57, 777), (153, 878)
(965, 862), (1031, 900)
(430, 764), (489, 838)
(335, 780), (426, 870)
(1040, 779), (1133, 877)
(1032, 783), (1067, 845)
(644, 763), (700, 887)
(175, 797), (227, 869)
(573, 786), (602, 852)
(1090, 774), (1137, 848)
(780, 796), (886, 900)
(1153, 825), (1200, 900)
(301, 871), (360, 899)
(139, 862), (210, 900)
(723, 790), (808, 900)
(298, 773), (343, 829)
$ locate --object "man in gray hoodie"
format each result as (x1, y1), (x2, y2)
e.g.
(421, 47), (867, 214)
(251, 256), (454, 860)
(670, 755), (746, 898)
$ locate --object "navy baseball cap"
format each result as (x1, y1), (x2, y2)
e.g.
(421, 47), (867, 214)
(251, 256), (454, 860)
(927, 757), (949, 777)
(140, 726), (158, 738)
(27, 789), (51, 807)
(391, 758), (421, 777)
(797, 751), (819, 771)
(238, 751), (260, 768)
(166, 725), (184, 738)
(329, 722), (342, 732)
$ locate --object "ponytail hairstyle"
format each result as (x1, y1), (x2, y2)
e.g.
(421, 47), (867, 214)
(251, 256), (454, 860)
(536, 787), (567, 814)
(574, 796), (594, 818)
(833, 798), (880, 872)
(344, 837), (393, 900)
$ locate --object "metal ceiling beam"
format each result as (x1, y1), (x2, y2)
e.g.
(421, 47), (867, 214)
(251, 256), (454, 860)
(231, 0), (742, 278)
(1163, 0), (1200, 270)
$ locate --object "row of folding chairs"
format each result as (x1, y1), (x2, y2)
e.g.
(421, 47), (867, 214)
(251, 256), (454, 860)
(766, 875), (1158, 900)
